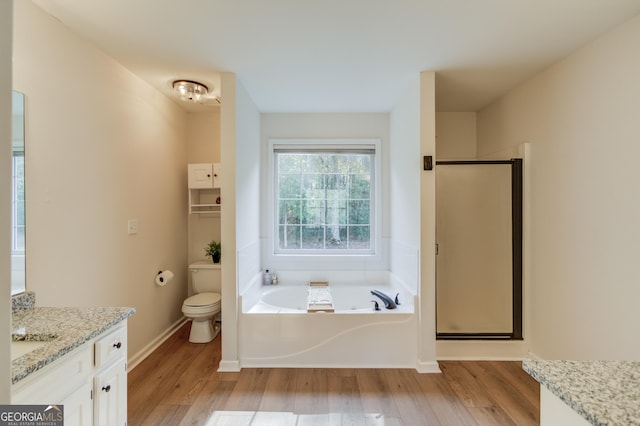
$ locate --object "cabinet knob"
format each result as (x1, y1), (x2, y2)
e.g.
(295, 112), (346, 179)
(113, 342), (122, 349)
(102, 385), (111, 393)
(207, 174), (211, 178)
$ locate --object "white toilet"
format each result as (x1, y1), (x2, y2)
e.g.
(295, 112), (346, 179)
(183, 260), (222, 343)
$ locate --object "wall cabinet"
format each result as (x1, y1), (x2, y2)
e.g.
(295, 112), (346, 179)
(188, 163), (221, 214)
(12, 322), (128, 426)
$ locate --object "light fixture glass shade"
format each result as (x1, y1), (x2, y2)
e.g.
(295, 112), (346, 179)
(173, 80), (208, 102)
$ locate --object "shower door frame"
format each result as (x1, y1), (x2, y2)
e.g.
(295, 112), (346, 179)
(435, 159), (523, 340)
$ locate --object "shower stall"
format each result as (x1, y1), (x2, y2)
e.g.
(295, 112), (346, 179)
(435, 159), (522, 340)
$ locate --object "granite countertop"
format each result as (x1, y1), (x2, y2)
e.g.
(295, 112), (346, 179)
(523, 359), (640, 426)
(11, 304), (135, 385)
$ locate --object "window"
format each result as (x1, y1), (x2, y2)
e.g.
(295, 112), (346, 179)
(12, 151), (25, 253)
(272, 141), (378, 255)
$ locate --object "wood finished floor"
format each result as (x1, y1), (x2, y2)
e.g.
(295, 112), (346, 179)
(128, 323), (540, 425)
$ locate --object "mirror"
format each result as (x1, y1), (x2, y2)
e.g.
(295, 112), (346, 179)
(11, 91), (25, 295)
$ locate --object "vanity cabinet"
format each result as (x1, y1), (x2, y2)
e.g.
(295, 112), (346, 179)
(188, 162), (222, 214)
(93, 324), (128, 425)
(11, 322), (128, 426)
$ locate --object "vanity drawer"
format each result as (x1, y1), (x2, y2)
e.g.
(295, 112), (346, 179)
(12, 345), (92, 404)
(94, 325), (127, 369)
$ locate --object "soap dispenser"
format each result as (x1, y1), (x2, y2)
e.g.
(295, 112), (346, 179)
(262, 269), (273, 286)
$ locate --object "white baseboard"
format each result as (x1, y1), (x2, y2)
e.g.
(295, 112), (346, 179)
(436, 339), (529, 360)
(128, 317), (188, 371)
(416, 360), (441, 373)
(218, 359), (241, 372)
(437, 355), (526, 361)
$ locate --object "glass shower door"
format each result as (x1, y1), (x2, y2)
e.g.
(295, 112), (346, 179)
(436, 160), (522, 339)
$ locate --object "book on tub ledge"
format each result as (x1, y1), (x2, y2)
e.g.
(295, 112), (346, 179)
(307, 281), (334, 313)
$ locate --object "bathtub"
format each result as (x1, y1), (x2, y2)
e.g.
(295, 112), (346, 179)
(247, 283), (414, 314)
(239, 280), (418, 368)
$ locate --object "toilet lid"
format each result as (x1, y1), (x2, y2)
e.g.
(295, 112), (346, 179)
(184, 292), (221, 307)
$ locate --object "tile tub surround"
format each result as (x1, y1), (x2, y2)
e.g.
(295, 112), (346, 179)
(11, 306), (135, 384)
(523, 359), (640, 425)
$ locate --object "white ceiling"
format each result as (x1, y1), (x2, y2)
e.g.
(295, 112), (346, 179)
(32, 0), (640, 113)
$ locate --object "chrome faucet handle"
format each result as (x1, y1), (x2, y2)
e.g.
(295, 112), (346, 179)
(370, 300), (381, 311)
(395, 293), (400, 305)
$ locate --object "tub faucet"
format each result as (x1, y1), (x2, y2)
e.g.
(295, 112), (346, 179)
(370, 289), (398, 309)
(370, 300), (381, 311)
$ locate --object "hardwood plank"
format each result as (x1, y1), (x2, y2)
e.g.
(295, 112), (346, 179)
(468, 406), (518, 426)
(382, 369), (441, 425)
(223, 368), (271, 411)
(179, 380), (236, 426)
(489, 361), (540, 408)
(128, 325), (208, 425)
(439, 361), (519, 425)
(294, 368), (329, 414)
(328, 375), (364, 413)
(415, 370), (478, 425)
(139, 404), (190, 426)
(163, 336), (221, 405)
(258, 368), (297, 413)
(328, 375), (367, 426)
(327, 367), (357, 378)
(128, 323), (541, 426)
(439, 361), (496, 408)
(355, 369), (401, 418)
(463, 361), (539, 426)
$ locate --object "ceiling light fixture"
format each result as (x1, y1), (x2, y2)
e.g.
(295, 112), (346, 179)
(172, 80), (208, 102)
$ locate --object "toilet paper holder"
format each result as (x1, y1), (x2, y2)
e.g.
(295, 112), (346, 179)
(155, 270), (174, 286)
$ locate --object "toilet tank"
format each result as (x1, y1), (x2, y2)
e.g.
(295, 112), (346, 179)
(189, 260), (222, 294)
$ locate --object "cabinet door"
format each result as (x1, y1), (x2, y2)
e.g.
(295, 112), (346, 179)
(61, 382), (93, 426)
(212, 163), (222, 188)
(94, 357), (127, 426)
(188, 163), (214, 188)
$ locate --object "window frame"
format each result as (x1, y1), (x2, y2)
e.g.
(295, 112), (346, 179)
(267, 139), (383, 268)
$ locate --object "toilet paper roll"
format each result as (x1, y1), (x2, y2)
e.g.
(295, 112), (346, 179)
(155, 270), (174, 286)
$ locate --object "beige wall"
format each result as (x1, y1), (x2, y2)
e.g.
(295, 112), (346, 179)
(13, 1), (189, 360)
(436, 112), (477, 159)
(477, 14), (640, 360)
(187, 111), (221, 267)
(1, 0), (13, 402)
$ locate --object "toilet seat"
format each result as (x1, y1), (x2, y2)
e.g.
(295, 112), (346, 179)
(182, 292), (221, 314)
(183, 292), (221, 307)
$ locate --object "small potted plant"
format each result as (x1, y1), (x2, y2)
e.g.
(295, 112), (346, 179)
(205, 240), (221, 264)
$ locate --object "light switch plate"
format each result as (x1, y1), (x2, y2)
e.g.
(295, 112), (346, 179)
(127, 219), (138, 235)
